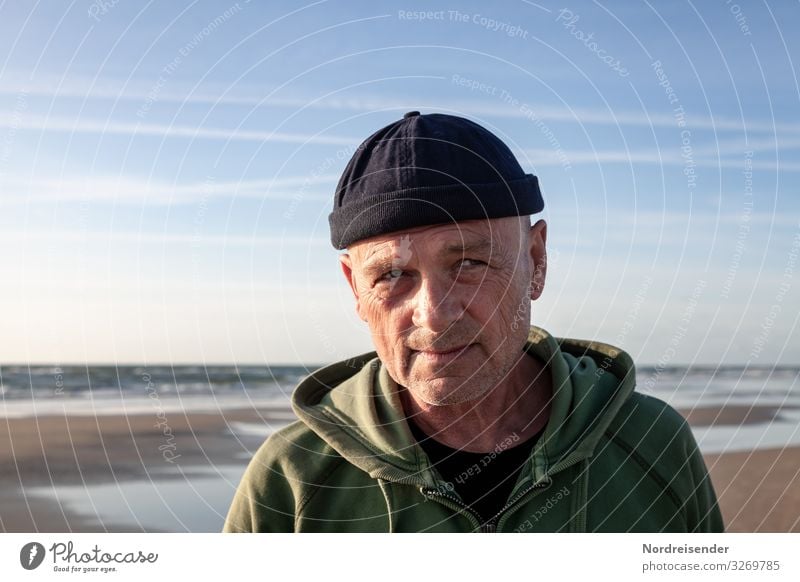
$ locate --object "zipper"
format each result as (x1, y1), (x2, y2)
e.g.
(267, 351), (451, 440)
(422, 451), (589, 532)
(421, 487), (484, 531)
(496, 453), (588, 532)
(481, 478), (553, 532)
(482, 452), (588, 532)
(421, 479), (550, 533)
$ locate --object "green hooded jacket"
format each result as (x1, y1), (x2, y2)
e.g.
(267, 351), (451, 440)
(223, 326), (725, 533)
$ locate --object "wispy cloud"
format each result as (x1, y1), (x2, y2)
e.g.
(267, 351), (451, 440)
(0, 174), (336, 204)
(2, 74), (798, 134)
(0, 229), (330, 247)
(3, 151), (796, 209)
(521, 147), (800, 171)
(0, 111), (356, 145)
(1, 109), (794, 181)
(558, 211), (800, 228)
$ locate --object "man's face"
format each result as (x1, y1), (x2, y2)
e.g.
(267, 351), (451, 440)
(339, 216), (547, 406)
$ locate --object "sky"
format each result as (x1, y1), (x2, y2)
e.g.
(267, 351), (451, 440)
(0, 0), (798, 366)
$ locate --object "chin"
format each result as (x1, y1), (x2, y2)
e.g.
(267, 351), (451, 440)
(410, 375), (492, 407)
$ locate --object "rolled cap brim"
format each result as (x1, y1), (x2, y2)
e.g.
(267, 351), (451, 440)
(329, 174), (543, 250)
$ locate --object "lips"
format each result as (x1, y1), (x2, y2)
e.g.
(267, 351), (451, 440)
(420, 345), (468, 355)
(413, 343), (475, 364)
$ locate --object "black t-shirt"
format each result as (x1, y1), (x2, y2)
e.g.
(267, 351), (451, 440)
(409, 420), (544, 523)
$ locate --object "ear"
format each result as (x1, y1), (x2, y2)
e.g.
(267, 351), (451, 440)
(528, 219), (547, 301)
(339, 253), (368, 322)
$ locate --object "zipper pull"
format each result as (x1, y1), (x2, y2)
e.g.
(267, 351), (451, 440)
(480, 522), (496, 533)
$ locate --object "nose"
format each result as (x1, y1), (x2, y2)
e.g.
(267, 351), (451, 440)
(411, 274), (464, 333)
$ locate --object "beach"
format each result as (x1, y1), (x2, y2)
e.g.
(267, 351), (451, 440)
(1, 400), (798, 532)
(682, 403), (800, 532)
(0, 406), (291, 532)
(705, 447), (800, 532)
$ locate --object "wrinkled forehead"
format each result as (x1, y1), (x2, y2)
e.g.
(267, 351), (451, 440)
(347, 217), (524, 265)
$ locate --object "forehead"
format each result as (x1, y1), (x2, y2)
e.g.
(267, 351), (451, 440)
(349, 218), (519, 264)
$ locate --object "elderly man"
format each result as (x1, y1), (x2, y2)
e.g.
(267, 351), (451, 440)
(223, 111), (724, 533)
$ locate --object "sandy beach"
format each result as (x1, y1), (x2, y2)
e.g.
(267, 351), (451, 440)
(0, 407), (291, 532)
(679, 404), (800, 532)
(1, 403), (798, 532)
(705, 447), (800, 532)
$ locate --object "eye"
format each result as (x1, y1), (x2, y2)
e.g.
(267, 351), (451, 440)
(459, 258), (486, 268)
(377, 268), (405, 283)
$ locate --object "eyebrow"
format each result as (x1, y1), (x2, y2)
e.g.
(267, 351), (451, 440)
(439, 239), (493, 256)
(361, 238), (495, 275)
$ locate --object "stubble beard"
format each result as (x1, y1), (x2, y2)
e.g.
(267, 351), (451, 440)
(403, 346), (516, 407)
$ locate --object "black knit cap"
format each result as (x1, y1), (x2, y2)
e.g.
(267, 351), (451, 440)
(328, 111), (544, 250)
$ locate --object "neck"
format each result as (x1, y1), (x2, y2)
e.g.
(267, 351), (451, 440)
(400, 350), (552, 453)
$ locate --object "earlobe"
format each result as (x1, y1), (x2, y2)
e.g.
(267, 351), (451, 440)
(531, 254), (546, 300)
(530, 279), (544, 300)
(529, 219), (547, 300)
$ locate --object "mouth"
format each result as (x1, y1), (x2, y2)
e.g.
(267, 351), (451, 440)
(412, 343), (475, 365)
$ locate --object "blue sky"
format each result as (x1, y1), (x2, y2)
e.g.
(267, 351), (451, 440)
(0, 0), (798, 366)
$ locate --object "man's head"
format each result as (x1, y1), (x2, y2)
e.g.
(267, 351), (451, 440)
(340, 214), (546, 406)
(329, 111), (547, 405)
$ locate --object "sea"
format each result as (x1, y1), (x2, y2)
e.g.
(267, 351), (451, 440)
(0, 364), (304, 417)
(2, 363), (798, 532)
(1, 363), (799, 450)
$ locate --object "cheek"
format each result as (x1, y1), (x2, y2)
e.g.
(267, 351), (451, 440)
(362, 305), (414, 378)
(470, 277), (517, 315)
(469, 278), (529, 335)
(361, 295), (410, 344)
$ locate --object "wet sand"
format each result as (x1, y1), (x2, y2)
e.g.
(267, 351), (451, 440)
(675, 404), (800, 532)
(0, 407), (292, 532)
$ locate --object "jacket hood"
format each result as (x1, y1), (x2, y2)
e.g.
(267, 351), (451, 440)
(290, 325), (636, 492)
